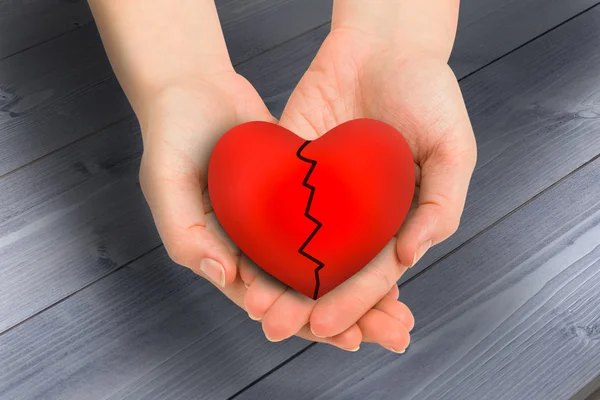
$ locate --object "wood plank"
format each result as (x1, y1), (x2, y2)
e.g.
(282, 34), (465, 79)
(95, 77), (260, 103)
(0, 247), (307, 400)
(0, 26), (132, 176)
(235, 145), (600, 400)
(451, 0), (599, 77)
(239, 2), (600, 285)
(2, 1), (600, 397)
(0, 0), (593, 176)
(98, 7), (600, 398)
(0, 0), (93, 60)
(1, 0), (594, 333)
(0, 0), (330, 333)
(0, 118), (155, 332)
(0, 117), (141, 225)
(242, 0), (600, 117)
(401, 1), (600, 282)
(0, 0), (331, 177)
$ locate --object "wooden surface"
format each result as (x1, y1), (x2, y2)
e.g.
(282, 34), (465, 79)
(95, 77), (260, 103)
(237, 153), (600, 400)
(1, 1), (600, 399)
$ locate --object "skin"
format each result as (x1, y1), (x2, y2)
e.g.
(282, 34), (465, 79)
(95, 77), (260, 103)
(88, 0), (475, 353)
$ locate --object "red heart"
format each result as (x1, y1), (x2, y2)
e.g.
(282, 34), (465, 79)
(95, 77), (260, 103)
(208, 119), (415, 299)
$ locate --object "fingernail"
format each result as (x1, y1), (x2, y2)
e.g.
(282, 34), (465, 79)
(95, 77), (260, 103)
(388, 347), (406, 354)
(244, 282), (250, 289)
(248, 313), (262, 321)
(347, 346), (360, 352)
(310, 326), (327, 339)
(412, 240), (432, 267)
(264, 333), (283, 343)
(200, 258), (225, 287)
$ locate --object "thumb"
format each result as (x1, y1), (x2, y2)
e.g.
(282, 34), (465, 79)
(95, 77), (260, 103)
(139, 146), (239, 288)
(396, 134), (477, 268)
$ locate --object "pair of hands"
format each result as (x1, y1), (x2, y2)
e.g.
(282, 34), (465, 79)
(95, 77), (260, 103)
(139, 27), (477, 352)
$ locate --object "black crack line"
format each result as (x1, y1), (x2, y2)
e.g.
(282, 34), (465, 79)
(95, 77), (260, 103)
(296, 140), (325, 300)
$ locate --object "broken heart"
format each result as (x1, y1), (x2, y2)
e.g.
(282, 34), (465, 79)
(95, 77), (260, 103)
(208, 119), (415, 299)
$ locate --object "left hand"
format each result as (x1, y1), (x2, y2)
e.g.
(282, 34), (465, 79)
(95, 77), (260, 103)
(243, 26), (477, 350)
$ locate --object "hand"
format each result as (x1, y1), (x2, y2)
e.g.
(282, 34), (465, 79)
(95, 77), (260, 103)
(89, 0), (417, 352)
(243, 26), (476, 350)
(139, 72), (411, 352)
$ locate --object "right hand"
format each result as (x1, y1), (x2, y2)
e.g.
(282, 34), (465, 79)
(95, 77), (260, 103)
(139, 71), (414, 352)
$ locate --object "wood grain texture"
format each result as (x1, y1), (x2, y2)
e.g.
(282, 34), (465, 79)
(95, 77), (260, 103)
(0, 26), (132, 176)
(2, 0), (590, 336)
(235, 146), (600, 400)
(1, 1), (600, 399)
(239, 0), (600, 117)
(401, 2), (600, 282)
(0, 247), (307, 400)
(0, 0), (93, 60)
(0, 0), (331, 177)
(0, 0), (593, 176)
(0, 118), (159, 332)
(450, 0), (600, 77)
(0, 116), (141, 225)
(239, 2), (600, 285)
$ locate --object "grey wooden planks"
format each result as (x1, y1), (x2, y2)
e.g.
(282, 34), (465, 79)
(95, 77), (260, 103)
(0, 118), (157, 332)
(401, 1), (600, 282)
(450, 0), (600, 77)
(0, 168), (159, 331)
(239, 1), (600, 286)
(0, 0), (594, 176)
(0, 0), (332, 331)
(0, 116), (141, 225)
(0, 0), (331, 177)
(216, 0), (332, 65)
(1, 1), (600, 399)
(0, 0), (93, 60)
(235, 138), (600, 400)
(115, 6), (600, 399)
(1, 0), (594, 337)
(239, 0), (600, 117)
(0, 26), (132, 176)
(0, 247), (307, 400)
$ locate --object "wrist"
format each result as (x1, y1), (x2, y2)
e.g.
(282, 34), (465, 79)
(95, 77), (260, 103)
(331, 0), (459, 62)
(136, 70), (237, 136)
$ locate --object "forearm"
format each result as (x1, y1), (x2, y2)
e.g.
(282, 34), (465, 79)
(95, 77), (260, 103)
(88, 0), (232, 123)
(332, 0), (460, 61)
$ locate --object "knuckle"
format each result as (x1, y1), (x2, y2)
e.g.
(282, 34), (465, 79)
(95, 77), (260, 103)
(262, 316), (290, 341)
(366, 265), (394, 291)
(310, 306), (337, 335)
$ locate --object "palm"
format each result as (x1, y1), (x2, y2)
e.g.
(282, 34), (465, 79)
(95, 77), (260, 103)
(281, 29), (464, 157)
(141, 72), (399, 351)
(281, 28), (476, 266)
(141, 72), (275, 306)
(262, 28), (475, 350)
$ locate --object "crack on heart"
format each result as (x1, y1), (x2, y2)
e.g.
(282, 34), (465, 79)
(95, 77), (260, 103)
(296, 140), (326, 300)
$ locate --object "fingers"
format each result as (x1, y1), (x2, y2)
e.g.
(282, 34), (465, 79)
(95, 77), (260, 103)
(309, 240), (407, 338)
(244, 268), (287, 321)
(261, 289), (315, 342)
(244, 270), (364, 351)
(140, 148), (239, 288)
(238, 254), (261, 289)
(374, 292), (415, 332)
(357, 309), (411, 353)
(296, 324), (363, 352)
(396, 137), (477, 268)
(386, 282), (400, 300)
(396, 76), (477, 267)
(246, 271), (414, 352)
